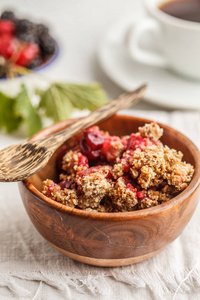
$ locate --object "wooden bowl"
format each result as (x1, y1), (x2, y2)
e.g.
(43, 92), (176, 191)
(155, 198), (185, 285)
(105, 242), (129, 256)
(18, 115), (200, 267)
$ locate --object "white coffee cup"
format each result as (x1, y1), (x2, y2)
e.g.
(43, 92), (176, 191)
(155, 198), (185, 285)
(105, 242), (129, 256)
(128, 0), (200, 80)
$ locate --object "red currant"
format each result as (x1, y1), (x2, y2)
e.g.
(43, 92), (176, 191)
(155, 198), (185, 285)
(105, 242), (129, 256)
(102, 136), (124, 162)
(80, 128), (104, 159)
(46, 182), (58, 197)
(137, 191), (145, 199)
(16, 43), (40, 66)
(126, 133), (153, 151)
(0, 35), (18, 58)
(77, 153), (89, 167)
(58, 180), (72, 190)
(0, 20), (15, 35)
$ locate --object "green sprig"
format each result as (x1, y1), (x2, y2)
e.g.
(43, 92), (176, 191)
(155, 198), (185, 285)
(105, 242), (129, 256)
(0, 81), (107, 137)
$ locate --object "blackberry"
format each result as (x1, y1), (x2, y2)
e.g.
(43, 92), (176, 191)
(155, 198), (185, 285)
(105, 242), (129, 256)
(16, 32), (39, 44)
(27, 56), (42, 69)
(36, 24), (49, 38)
(1, 11), (16, 23)
(16, 19), (36, 35)
(39, 35), (56, 56)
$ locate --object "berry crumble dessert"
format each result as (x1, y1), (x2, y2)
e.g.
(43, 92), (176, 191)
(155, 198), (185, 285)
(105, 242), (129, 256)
(42, 122), (194, 212)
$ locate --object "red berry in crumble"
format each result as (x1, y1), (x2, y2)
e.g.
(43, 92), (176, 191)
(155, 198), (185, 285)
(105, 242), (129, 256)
(102, 136), (124, 162)
(80, 127), (104, 159)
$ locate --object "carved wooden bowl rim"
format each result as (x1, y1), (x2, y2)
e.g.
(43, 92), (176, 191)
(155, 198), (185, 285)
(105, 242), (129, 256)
(23, 115), (200, 220)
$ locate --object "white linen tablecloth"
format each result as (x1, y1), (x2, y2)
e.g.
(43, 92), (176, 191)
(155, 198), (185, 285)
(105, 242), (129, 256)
(0, 110), (200, 300)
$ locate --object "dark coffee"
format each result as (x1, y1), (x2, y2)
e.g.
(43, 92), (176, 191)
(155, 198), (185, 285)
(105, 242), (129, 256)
(159, 0), (200, 23)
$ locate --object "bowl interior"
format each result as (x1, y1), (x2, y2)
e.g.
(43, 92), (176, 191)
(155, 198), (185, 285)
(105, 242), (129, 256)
(28, 115), (198, 197)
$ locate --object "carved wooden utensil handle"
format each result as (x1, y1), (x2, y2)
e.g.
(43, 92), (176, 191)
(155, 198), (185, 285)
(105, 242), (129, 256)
(41, 84), (147, 150)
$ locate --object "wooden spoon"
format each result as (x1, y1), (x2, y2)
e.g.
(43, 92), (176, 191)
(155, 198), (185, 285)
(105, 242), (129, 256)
(0, 84), (146, 182)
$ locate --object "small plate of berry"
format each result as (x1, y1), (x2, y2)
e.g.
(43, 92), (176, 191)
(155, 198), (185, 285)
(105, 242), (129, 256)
(0, 10), (58, 79)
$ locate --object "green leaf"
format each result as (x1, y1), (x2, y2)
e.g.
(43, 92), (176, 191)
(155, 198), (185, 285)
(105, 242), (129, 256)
(56, 82), (107, 111)
(15, 84), (42, 137)
(0, 92), (22, 133)
(38, 82), (107, 122)
(38, 83), (75, 122)
(0, 81), (107, 137)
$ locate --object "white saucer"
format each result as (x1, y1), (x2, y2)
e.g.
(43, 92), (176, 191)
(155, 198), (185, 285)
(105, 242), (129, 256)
(98, 13), (200, 110)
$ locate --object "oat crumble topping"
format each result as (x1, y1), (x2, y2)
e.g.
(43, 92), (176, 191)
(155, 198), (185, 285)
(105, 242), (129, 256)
(139, 122), (163, 141)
